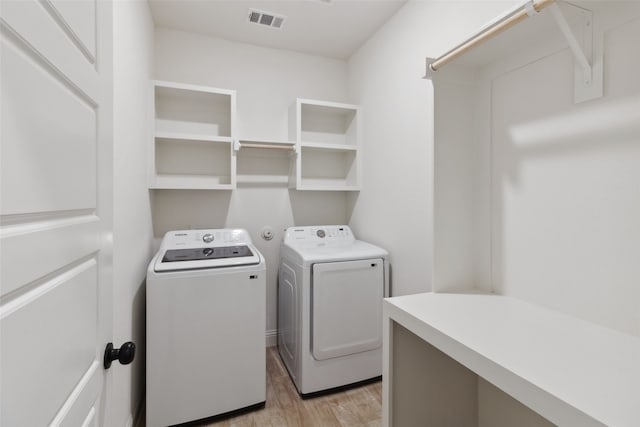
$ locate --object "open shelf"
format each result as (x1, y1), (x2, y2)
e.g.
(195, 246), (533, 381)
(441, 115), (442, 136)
(300, 141), (358, 151)
(297, 146), (359, 191)
(150, 81), (236, 190)
(289, 98), (362, 191)
(153, 137), (233, 189)
(299, 99), (358, 146)
(150, 175), (234, 190)
(154, 80), (234, 138)
(155, 131), (233, 144)
(149, 174), (233, 190)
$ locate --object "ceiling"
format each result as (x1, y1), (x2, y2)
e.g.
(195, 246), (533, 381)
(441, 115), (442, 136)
(148, 0), (407, 59)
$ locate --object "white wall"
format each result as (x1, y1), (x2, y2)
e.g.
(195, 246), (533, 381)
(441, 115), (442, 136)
(153, 28), (351, 341)
(432, 69), (486, 293)
(113, 1), (155, 425)
(489, 15), (640, 336)
(347, 1), (518, 296)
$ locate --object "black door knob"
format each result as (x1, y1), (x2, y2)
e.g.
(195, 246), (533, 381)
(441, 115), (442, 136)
(104, 342), (136, 369)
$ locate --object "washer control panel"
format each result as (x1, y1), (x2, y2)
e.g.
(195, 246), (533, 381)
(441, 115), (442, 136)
(284, 225), (354, 245)
(162, 229), (252, 249)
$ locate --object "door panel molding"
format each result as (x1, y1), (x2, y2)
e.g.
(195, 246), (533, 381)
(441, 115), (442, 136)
(44, 0), (97, 64)
(1, 31), (97, 216)
(1, 216), (100, 297)
(50, 361), (101, 427)
(0, 0), (99, 101)
(1, 259), (98, 425)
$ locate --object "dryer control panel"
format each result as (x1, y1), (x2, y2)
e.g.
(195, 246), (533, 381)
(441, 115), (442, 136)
(283, 225), (355, 245)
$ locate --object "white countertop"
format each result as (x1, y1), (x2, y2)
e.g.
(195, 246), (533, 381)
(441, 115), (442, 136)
(384, 292), (640, 427)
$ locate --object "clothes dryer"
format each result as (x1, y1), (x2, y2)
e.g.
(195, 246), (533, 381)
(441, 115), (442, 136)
(278, 225), (389, 396)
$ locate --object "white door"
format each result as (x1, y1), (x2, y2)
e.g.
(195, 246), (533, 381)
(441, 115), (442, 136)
(1, 1), (114, 425)
(312, 259), (384, 361)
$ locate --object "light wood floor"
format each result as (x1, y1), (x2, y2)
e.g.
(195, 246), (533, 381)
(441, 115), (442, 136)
(206, 347), (383, 427)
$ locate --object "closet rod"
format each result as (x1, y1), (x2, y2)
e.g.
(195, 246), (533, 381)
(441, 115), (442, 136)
(239, 143), (295, 151)
(429, 0), (556, 72)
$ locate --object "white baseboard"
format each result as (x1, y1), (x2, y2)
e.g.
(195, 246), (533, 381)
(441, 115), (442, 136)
(266, 329), (277, 347)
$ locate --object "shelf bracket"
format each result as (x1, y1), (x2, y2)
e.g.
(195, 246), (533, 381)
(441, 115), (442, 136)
(233, 139), (241, 152)
(549, 1), (603, 103)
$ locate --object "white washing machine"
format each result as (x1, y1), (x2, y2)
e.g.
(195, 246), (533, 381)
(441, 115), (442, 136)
(278, 225), (389, 396)
(146, 229), (266, 427)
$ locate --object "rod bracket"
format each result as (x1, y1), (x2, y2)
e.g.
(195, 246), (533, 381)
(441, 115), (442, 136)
(424, 58), (437, 80)
(524, 1), (537, 17)
(549, 1), (602, 103)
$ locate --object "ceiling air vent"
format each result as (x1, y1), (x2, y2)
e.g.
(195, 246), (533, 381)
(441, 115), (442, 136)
(247, 9), (286, 29)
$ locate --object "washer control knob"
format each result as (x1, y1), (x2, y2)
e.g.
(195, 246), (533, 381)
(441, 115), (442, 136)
(203, 233), (214, 243)
(316, 229), (326, 238)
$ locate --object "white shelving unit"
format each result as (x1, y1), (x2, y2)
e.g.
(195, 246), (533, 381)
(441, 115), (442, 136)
(289, 98), (361, 191)
(150, 80), (236, 190)
(149, 87), (364, 191)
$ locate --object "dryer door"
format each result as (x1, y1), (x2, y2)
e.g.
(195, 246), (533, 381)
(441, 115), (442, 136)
(311, 258), (384, 361)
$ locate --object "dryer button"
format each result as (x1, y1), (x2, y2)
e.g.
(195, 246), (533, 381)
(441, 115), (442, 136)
(203, 233), (214, 243)
(316, 229), (326, 238)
